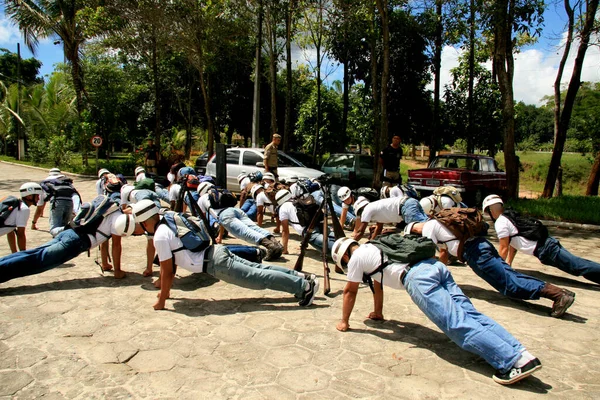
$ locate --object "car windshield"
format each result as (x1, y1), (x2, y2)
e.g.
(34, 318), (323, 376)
(277, 152), (304, 167)
(431, 156), (477, 170)
(323, 154), (355, 168)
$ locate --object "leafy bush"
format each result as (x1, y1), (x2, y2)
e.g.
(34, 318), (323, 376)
(506, 196), (600, 224)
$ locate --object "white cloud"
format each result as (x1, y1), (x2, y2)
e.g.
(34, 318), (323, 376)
(432, 34), (600, 106)
(0, 15), (22, 46)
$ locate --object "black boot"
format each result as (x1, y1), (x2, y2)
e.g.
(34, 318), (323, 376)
(259, 236), (283, 261)
(540, 283), (575, 318)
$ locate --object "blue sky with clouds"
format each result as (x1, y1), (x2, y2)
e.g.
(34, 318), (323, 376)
(2, 4), (599, 106)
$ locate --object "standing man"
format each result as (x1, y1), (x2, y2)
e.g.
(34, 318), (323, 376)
(1, 183), (43, 253)
(145, 138), (159, 174)
(263, 133), (281, 180)
(379, 134), (402, 186)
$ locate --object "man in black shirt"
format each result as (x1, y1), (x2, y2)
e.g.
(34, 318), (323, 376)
(145, 139), (159, 174)
(379, 134), (402, 186)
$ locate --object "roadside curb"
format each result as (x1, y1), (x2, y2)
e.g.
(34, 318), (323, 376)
(0, 160), (134, 180)
(538, 219), (600, 232)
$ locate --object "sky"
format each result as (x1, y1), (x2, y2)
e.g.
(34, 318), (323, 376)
(2, 4), (599, 106)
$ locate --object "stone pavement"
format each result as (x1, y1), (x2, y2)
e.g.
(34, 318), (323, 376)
(1, 162), (600, 399)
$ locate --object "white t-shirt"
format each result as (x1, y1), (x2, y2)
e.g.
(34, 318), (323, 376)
(421, 219), (460, 257)
(278, 201), (304, 235)
(495, 215), (537, 255)
(197, 194), (223, 220)
(169, 184), (181, 202)
(167, 172), (175, 184)
(153, 223), (206, 273)
(240, 177), (251, 192)
(136, 173), (147, 182)
(360, 197), (403, 224)
(121, 189), (138, 206)
(87, 211), (121, 249)
(0, 202), (30, 237)
(389, 186), (403, 198)
(346, 243), (407, 290)
(256, 192), (274, 213)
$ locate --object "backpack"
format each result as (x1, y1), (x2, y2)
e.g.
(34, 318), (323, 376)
(161, 211), (212, 253)
(292, 194), (321, 227)
(71, 195), (120, 238)
(502, 209), (549, 244)
(432, 207), (488, 261)
(208, 188), (238, 210)
(40, 177), (77, 200)
(134, 177), (156, 191)
(182, 174), (200, 191)
(0, 196), (22, 228)
(355, 187), (380, 202)
(104, 174), (124, 194)
(433, 186), (462, 205)
(364, 234), (437, 292)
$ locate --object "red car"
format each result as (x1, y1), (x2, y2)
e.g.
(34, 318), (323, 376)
(407, 154), (507, 205)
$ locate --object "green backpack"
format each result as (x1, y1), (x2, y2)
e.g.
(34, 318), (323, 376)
(364, 234), (437, 292)
(134, 177), (156, 191)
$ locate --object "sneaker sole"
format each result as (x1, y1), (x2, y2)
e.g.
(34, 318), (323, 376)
(493, 364), (542, 385)
(300, 279), (320, 307)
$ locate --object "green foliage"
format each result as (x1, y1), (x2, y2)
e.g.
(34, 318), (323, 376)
(295, 85), (343, 154)
(506, 196), (600, 225)
(0, 49), (42, 87)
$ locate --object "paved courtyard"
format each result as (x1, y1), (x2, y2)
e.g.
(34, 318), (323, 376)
(1, 162), (599, 399)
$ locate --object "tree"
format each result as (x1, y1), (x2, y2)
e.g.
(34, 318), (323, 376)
(0, 49), (42, 86)
(542, 0), (599, 198)
(263, 0), (286, 137)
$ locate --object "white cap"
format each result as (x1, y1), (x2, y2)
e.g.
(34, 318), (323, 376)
(354, 197), (370, 215)
(275, 189), (293, 206)
(286, 175), (298, 184)
(135, 166), (145, 176)
(263, 172), (275, 181)
(197, 181), (214, 196)
(115, 214), (136, 236)
(290, 183), (305, 199)
(380, 186), (390, 199)
(331, 237), (358, 269)
(237, 173), (248, 184)
(420, 196), (435, 215)
(98, 168), (110, 178)
(132, 199), (159, 222)
(121, 185), (135, 201)
(337, 186), (352, 202)
(49, 168), (61, 176)
(251, 184), (264, 200)
(19, 182), (44, 198)
(482, 194), (503, 212)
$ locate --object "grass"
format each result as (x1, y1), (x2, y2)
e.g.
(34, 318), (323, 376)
(0, 154), (141, 176)
(506, 195), (600, 225)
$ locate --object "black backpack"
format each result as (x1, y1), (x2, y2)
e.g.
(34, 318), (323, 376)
(0, 196), (22, 228)
(355, 187), (380, 202)
(502, 209), (549, 244)
(71, 195), (120, 238)
(293, 194), (322, 227)
(40, 177), (77, 200)
(161, 211), (212, 253)
(364, 234), (437, 292)
(208, 188), (238, 209)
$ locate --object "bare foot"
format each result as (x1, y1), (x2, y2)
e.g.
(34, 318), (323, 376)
(273, 228), (280, 234)
(113, 270), (126, 279)
(102, 263), (113, 271)
(31, 223), (38, 230)
(143, 268), (153, 277)
(153, 300), (166, 310)
(153, 279), (161, 288)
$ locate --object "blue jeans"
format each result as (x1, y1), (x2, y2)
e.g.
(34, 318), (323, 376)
(404, 258), (523, 373)
(49, 198), (74, 237)
(536, 236), (600, 283)
(225, 245), (263, 262)
(207, 245), (305, 297)
(311, 190), (355, 226)
(309, 227), (336, 253)
(219, 208), (270, 245)
(0, 229), (91, 283)
(134, 189), (162, 208)
(401, 198), (428, 224)
(463, 237), (545, 300)
(155, 186), (170, 204)
(241, 199), (258, 221)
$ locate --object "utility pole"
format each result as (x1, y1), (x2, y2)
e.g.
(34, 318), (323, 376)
(17, 43), (24, 160)
(251, 0), (263, 148)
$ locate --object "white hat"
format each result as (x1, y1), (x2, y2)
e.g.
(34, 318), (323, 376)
(237, 172), (248, 184)
(420, 195), (436, 215)
(132, 199), (159, 222)
(114, 214), (136, 236)
(121, 185), (135, 202)
(337, 186), (352, 202)
(19, 182), (44, 198)
(251, 184), (264, 200)
(275, 189), (293, 206)
(482, 194), (503, 212)
(331, 237), (358, 269)
(98, 168), (110, 178)
(380, 186), (390, 199)
(286, 175), (298, 184)
(290, 183), (306, 199)
(49, 168), (61, 176)
(135, 166), (146, 176)
(197, 182), (215, 196)
(263, 172), (275, 181)
(354, 197), (370, 215)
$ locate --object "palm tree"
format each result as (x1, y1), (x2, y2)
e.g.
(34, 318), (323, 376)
(3, 0), (88, 162)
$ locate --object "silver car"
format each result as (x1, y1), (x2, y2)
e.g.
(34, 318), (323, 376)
(206, 148), (324, 190)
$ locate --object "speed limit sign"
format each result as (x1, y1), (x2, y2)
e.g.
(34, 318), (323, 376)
(91, 136), (103, 147)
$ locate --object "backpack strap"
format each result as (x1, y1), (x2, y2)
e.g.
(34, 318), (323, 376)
(363, 250), (389, 293)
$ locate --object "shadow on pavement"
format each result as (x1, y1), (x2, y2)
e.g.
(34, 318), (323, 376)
(513, 269), (600, 292)
(460, 284), (588, 323)
(358, 319), (552, 394)
(171, 296), (329, 316)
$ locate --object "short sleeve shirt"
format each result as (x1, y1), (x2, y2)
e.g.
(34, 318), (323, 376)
(197, 194), (223, 220)
(380, 145), (403, 172)
(153, 223), (206, 272)
(169, 184), (181, 202)
(494, 215), (537, 255)
(346, 243), (408, 290)
(360, 198), (404, 224)
(421, 219), (460, 257)
(256, 192), (274, 213)
(264, 143), (278, 168)
(0, 202), (30, 236)
(87, 211), (121, 249)
(278, 202), (304, 235)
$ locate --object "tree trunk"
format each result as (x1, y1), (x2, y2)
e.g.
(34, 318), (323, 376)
(586, 151), (600, 195)
(430, 0), (442, 164)
(342, 60), (349, 151)
(151, 34), (162, 159)
(199, 69), (215, 156)
(467, 0), (475, 154)
(284, 0), (295, 152)
(542, 0), (598, 198)
(493, 0), (519, 199)
(69, 51), (88, 166)
(268, 17), (278, 137)
(311, 2), (323, 164)
(369, 2), (380, 186)
(374, 0), (389, 188)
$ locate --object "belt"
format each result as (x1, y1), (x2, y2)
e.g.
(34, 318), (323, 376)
(400, 264), (416, 285)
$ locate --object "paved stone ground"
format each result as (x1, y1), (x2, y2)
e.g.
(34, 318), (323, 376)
(1, 162), (600, 399)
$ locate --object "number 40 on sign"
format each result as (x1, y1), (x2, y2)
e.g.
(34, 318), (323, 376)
(91, 136), (103, 147)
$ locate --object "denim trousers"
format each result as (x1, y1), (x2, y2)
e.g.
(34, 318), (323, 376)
(219, 208), (270, 245)
(536, 236), (600, 283)
(155, 187), (170, 204)
(401, 198), (428, 224)
(404, 258), (523, 373)
(463, 237), (545, 300)
(311, 190), (355, 226)
(225, 245), (262, 263)
(241, 199), (258, 221)
(308, 227), (337, 253)
(134, 189), (162, 208)
(49, 198), (74, 237)
(0, 229), (91, 284)
(206, 245), (305, 297)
